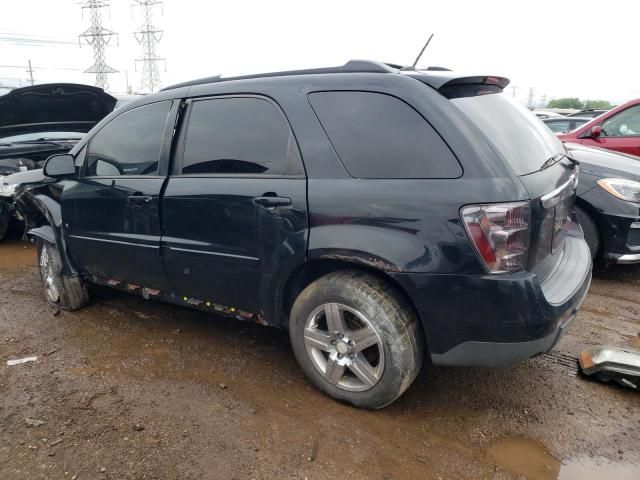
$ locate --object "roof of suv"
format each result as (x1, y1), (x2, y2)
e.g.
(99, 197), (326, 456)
(162, 59), (509, 93)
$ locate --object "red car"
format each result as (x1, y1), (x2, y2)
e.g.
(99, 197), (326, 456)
(558, 98), (640, 157)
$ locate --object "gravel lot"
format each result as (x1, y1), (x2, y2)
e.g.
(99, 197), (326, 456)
(1, 239), (639, 479)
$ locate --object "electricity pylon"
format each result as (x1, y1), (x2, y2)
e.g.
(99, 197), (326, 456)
(134, 0), (165, 93)
(79, 0), (119, 90)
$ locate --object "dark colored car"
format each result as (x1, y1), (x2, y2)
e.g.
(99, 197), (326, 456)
(534, 111), (565, 119)
(16, 60), (592, 408)
(566, 143), (640, 264)
(559, 98), (640, 157)
(567, 109), (608, 118)
(0, 83), (116, 240)
(543, 117), (591, 133)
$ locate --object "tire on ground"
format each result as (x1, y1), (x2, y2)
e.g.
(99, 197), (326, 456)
(289, 270), (424, 409)
(0, 205), (10, 242)
(36, 237), (89, 310)
(575, 205), (600, 261)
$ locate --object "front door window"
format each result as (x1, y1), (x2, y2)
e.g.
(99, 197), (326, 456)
(601, 105), (640, 137)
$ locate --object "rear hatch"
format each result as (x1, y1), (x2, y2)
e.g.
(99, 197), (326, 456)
(451, 92), (579, 272)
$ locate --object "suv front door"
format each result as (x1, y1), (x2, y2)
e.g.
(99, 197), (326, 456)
(63, 100), (175, 289)
(161, 95), (308, 316)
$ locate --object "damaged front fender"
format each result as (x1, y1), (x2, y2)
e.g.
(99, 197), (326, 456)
(28, 225), (56, 245)
(19, 187), (79, 277)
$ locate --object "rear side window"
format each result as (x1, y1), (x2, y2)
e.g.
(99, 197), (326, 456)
(181, 97), (303, 175)
(452, 93), (564, 175)
(308, 91), (461, 179)
(85, 101), (170, 176)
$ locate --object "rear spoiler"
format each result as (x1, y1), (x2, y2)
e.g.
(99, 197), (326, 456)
(406, 72), (510, 99)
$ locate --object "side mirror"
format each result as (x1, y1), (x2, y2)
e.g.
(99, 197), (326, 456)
(590, 125), (602, 138)
(43, 154), (76, 179)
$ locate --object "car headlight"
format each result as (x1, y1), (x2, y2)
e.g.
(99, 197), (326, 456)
(597, 178), (640, 203)
(0, 176), (17, 197)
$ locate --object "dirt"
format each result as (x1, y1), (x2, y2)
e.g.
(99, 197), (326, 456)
(1, 240), (639, 479)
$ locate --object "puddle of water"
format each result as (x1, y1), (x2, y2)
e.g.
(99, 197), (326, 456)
(0, 241), (35, 269)
(487, 436), (640, 480)
(486, 436), (560, 480)
(558, 457), (640, 480)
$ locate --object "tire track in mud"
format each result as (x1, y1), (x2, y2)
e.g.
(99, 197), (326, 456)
(586, 289), (640, 309)
(535, 351), (579, 374)
(579, 305), (638, 323)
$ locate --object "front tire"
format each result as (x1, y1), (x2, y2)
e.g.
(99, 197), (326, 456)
(575, 205), (600, 261)
(289, 270), (423, 409)
(37, 238), (89, 310)
(0, 203), (10, 242)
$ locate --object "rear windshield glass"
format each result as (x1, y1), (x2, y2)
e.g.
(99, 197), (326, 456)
(452, 93), (564, 175)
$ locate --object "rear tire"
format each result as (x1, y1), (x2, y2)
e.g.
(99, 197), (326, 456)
(289, 270), (423, 409)
(37, 238), (89, 310)
(0, 204), (9, 242)
(575, 205), (600, 261)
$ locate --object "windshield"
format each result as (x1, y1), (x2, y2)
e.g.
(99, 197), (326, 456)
(452, 93), (565, 175)
(0, 131), (85, 143)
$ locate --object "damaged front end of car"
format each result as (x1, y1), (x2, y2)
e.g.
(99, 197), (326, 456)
(0, 83), (117, 241)
(0, 168), (48, 239)
(0, 175), (19, 239)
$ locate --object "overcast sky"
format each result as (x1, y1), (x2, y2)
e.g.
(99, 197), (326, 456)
(1, 0), (639, 105)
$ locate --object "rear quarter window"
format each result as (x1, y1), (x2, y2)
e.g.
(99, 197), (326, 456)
(308, 91), (462, 179)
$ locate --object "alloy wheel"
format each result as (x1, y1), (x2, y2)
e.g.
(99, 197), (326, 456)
(303, 303), (385, 392)
(39, 244), (60, 303)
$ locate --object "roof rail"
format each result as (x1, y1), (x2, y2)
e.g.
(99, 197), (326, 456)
(161, 60), (397, 91)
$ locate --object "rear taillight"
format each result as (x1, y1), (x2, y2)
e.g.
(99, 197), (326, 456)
(461, 202), (531, 273)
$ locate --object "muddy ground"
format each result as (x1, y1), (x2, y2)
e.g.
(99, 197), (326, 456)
(0, 237), (638, 480)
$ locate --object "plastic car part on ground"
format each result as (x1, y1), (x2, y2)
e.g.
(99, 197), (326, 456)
(6, 356), (38, 366)
(579, 346), (640, 390)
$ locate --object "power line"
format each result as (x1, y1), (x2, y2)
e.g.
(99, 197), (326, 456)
(0, 33), (76, 46)
(0, 77), (30, 88)
(0, 31), (76, 40)
(0, 65), (83, 71)
(79, 0), (119, 90)
(134, 0), (165, 93)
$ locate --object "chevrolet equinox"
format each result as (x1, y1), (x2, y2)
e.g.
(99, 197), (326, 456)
(17, 60), (592, 408)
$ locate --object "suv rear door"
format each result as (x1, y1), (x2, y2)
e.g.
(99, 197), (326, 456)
(161, 95), (307, 314)
(63, 100), (175, 289)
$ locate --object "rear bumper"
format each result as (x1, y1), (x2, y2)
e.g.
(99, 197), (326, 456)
(391, 236), (592, 367)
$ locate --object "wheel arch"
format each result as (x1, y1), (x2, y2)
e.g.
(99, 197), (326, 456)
(22, 193), (79, 277)
(574, 197), (604, 257)
(277, 257), (429, 356)
(29, 225), (56, 245)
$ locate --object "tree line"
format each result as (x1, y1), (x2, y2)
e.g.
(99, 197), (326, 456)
(546, 98), (614, 110)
